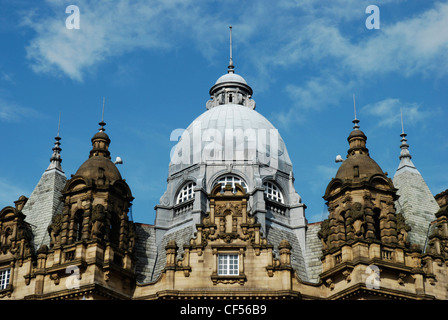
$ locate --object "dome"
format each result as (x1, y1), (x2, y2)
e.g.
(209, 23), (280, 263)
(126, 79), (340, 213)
(335, 153), (384, 181)
(74, 123), (122, 183)
(215, 73), (248, 85)
(209, 72), (253, 98)
(335, 122), (385, 181)
(170, 104), (292, 174)
(75, 154), (122, 182)
(348, 128), (367, 140)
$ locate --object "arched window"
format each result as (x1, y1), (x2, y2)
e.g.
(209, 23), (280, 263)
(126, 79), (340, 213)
(263, 181), (284, 203)
(215, 175), (248, 193)
(373, 208), (382, 240)
(74, 210), (84, 241)
(176, 182), (196, 204)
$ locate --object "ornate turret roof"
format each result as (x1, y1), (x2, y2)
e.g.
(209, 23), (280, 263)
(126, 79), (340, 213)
(75, 120), (122, 183)
(396, 131), (418, 174)
(22, 129), (67, 250)
(206, 26), (255, 110)
(334, 117), (385, 182)
(46, 134), (63, 173)
(393, 122), (439, 249)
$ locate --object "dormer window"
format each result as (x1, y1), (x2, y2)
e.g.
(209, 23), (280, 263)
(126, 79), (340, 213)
(176, 182), (196, 204)
(263, 181), (284, 203)
(215, 175), (248, 193)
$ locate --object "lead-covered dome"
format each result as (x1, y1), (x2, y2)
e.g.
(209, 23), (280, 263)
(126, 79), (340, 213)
(169, 103), (292, 174)
(215, 73), (248, 85)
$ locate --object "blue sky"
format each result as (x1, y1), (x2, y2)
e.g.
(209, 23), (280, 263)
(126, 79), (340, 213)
(0, 0), (447, 224)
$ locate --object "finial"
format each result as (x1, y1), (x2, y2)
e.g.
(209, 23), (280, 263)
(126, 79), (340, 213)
(57, 112), (61, 137)
(99, 96), (106, 132)
(396, 108), (417, 172)
(46, 113), (63, 172)
(399, 107), (409, 152)
(400, 107), (405, 134)
(352, 93), (360, 130)
(227, 26), (234, 74)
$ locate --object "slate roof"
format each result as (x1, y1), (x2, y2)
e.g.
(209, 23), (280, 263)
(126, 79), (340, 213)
(22, 168), (66, 251)
(393, 132), (439, 250)
(266, 224), (309, 282)
(393, 171), (439, 249)
(134, 223), (157, 283)
(305, 222), (323, 283)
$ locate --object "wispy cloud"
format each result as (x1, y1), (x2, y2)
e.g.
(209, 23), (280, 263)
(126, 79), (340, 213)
(23, 0), (196, 81)
(255, 1), (448, 128)
(0, 71), (14, 84)
(361, 98), (430, 128)
(0, 97), (40, 122)
(271, 75), (355, 128)
(21, 1), (448, 87)
(0, 178), (30, 208)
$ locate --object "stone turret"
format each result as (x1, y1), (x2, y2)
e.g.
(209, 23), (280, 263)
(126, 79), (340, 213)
(321, 117), (402, 251)
(393, 128), (439, 250)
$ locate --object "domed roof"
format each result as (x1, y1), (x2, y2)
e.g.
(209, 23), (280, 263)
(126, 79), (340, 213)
(335, 153), (384, 181)
(334, 120), (385, 182)
(91, 130), (111, 142)
(347, 128), (367, 140)
(75, 156), (122, 183)
(215, 73), (248, 85)
(74, 122), (122, 183)
(170, 104), (292, 174)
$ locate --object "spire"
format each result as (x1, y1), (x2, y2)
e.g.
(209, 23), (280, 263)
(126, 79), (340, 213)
(396, 108), (417, 173)
(227, 26), (234, 74)
(46, 113), (63, 173)
(99, 96), (106, 132)
(207, 27), (255, 109)
(347, 95), (368, 157)
(393, 108), (439, 249)
(352, 94), (360, 130)
(90, 97), (111, 159)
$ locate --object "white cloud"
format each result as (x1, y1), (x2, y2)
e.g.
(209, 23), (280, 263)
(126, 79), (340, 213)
(0, 98), (40, 122)
(361, 98), (430, 128)
(252, 1), (448, 128)
(254, 1), (448, 79)
(21, 1), (448, 85)
(344, 2), (448, 78)
(0, 178), (30, 208)
(271, 75), (355, 128)
(23, 0), (201, 81)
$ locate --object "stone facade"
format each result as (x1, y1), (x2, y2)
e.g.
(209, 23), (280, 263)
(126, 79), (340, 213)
(0, 61), (446, 301)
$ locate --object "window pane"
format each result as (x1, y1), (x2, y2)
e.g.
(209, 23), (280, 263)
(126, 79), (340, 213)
(216, 175), (248, 193)
(176, 182), (196, 204)
(263, 181), (284, 203)
(218, 254), (239, 276)
(0, 269), (11, 290)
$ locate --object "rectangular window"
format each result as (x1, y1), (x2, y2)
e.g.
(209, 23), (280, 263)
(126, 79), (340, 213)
(218, 254), (239, 276)
(0, 268), (11, 290)
(354, 165), (359, 177)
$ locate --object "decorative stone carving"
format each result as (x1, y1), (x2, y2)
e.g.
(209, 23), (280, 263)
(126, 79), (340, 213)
(396, 212), (411, 247)
(90, 204), (106, 240)
(48, 214), (63, 247)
